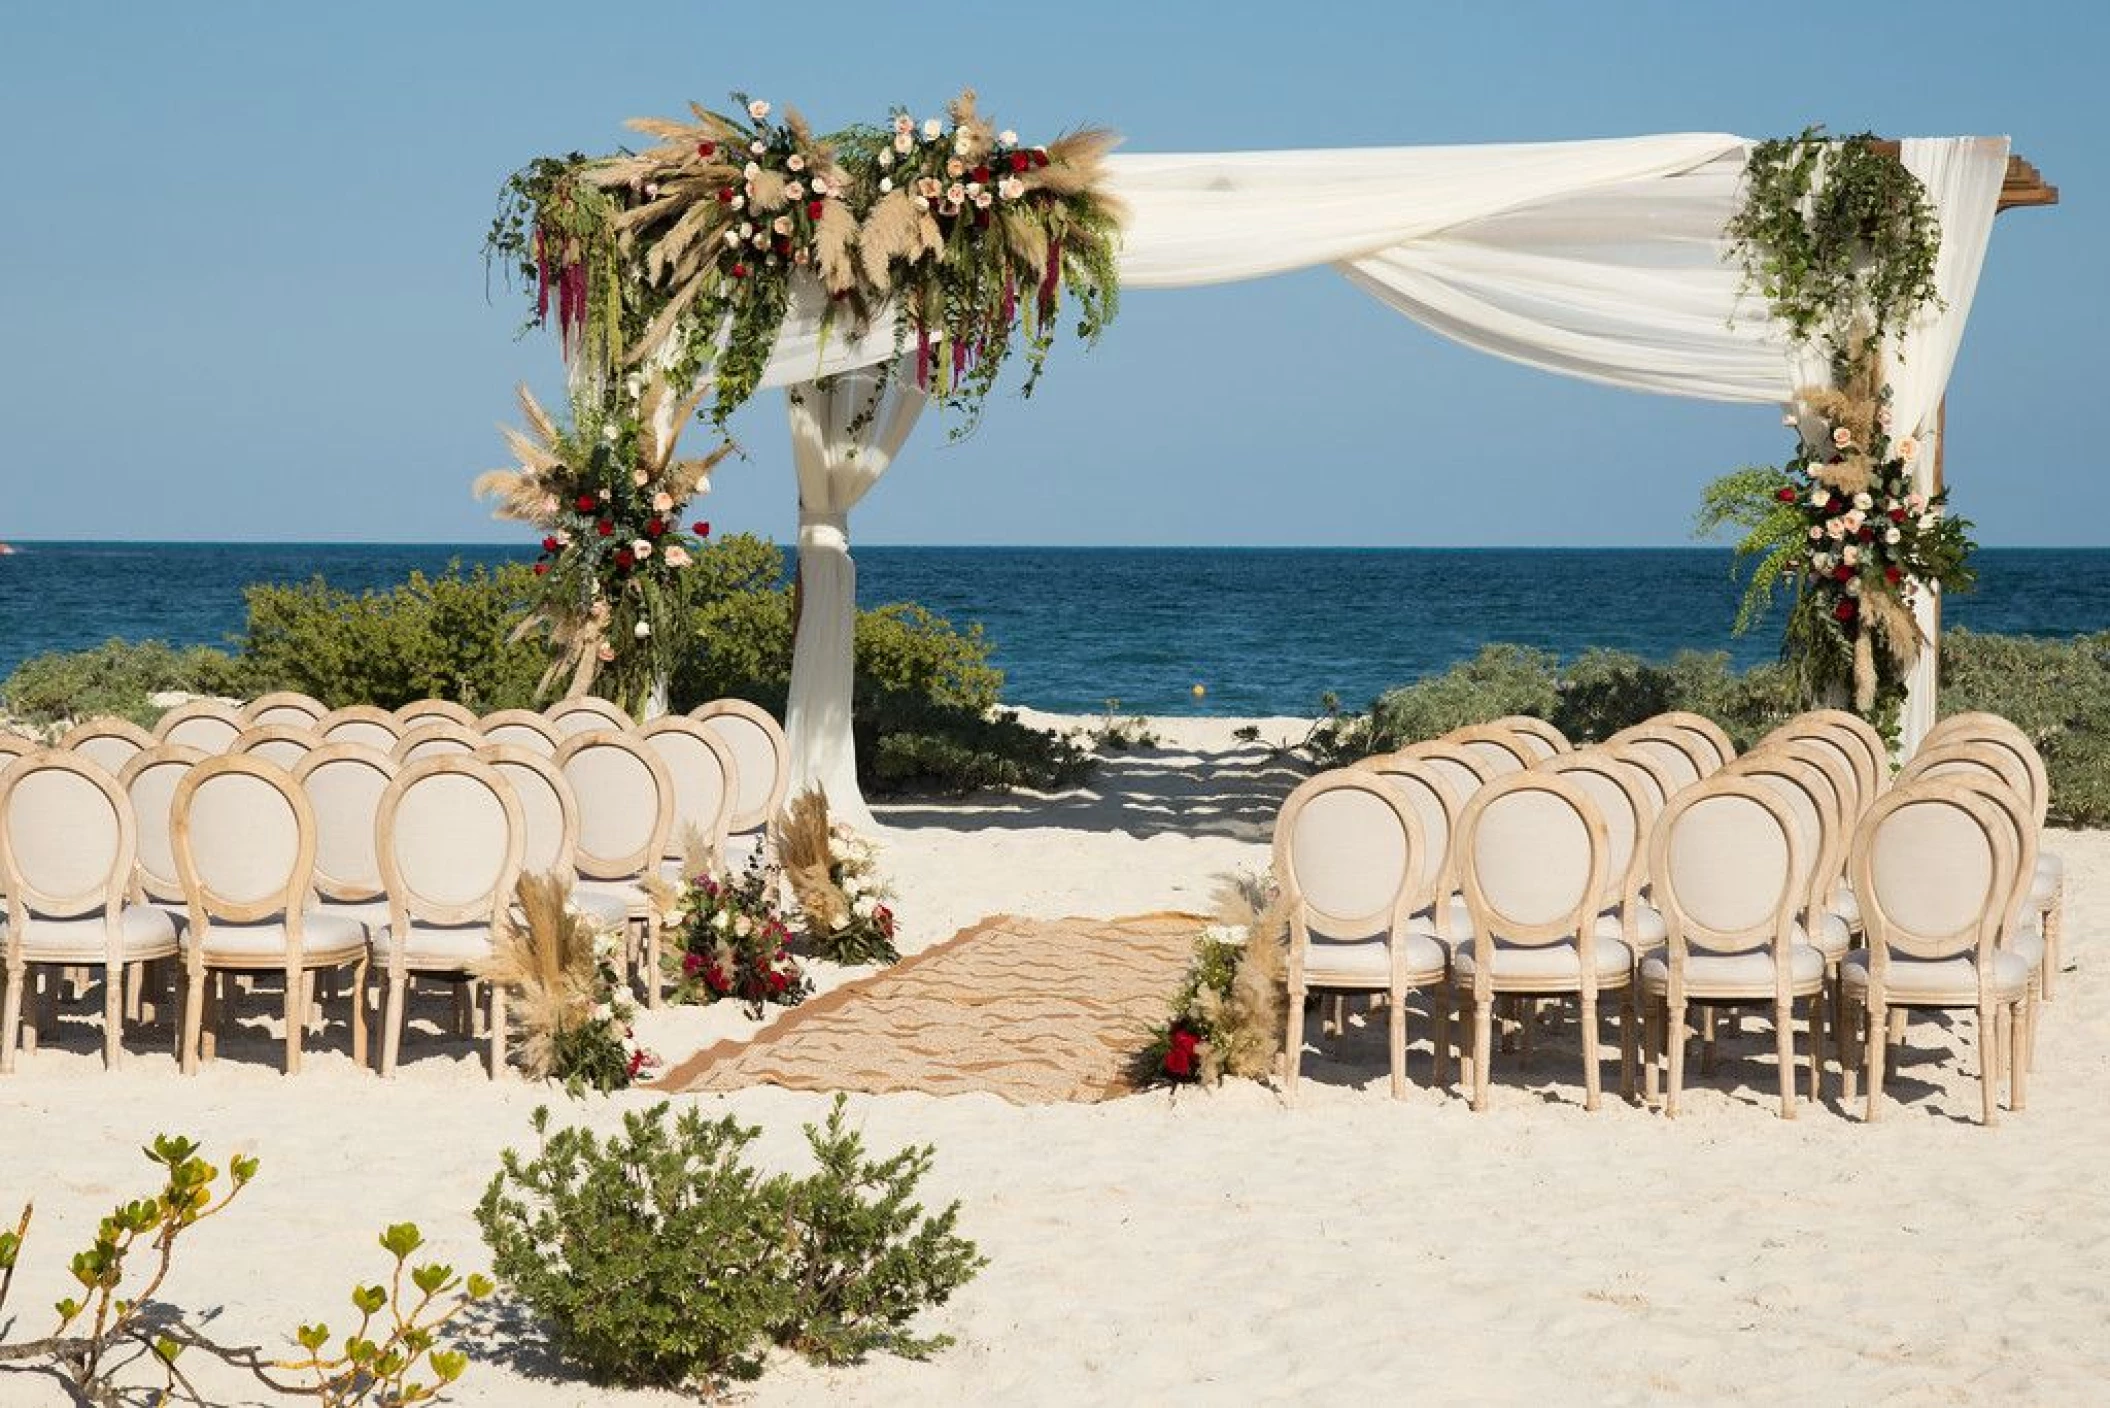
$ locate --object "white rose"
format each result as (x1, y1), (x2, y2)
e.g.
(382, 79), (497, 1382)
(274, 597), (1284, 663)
(999, 176), (1025, 200)
(974, 190), (994, 209)
(965, 181), (981, 197)
(748, 99), (771, 121)
(743, 161), (760, 180)
(784, 181), (804, 201)
(946, 183), (965, 204)
(878, 176), (893, 193)
(842, 875), (864, 898)
(713, 910), (731, 932)
(894, 132), (913, 154)
(772, 215), (792, 236)
(1853, 492), (1873, 511)
(1841, 545), (1859, 566)
(810, 176), (829, 196)
(786, 153), (805, 172)
(1808, 526), (1823, 540)
(730, 195), (744, 211)
(735, 914), (753, 938)
(631, 539), (653, 560)
(633, 620), (651, 639)
(1812, 552), (1832, 572)
(723, 230), (741, 247)
(749, 139), (765, 155)
(1809, 489), (1830, 508)
(652, 491), (673, 513)
(877, 149), (894, 170)
(911, 195), (929, 212)
(953, 131), (970, 155)
(1895, 436), (1921, 464)
(1845, 578), (1862, 597)
(1824, 520), (1846, 540)
(1844, 511), (1865, 532)
(631, 469), (647, 488)
(999, 129), (1018, 146)
(922, 118), (942, 140)
(1885, 527), (1902, 545)
(751, 232), (767, 249)
(738, 221), (754, 237)
(1832, 426), (1854, 448)
(853, 896), (877, 920)
(946, 158), (965, 178)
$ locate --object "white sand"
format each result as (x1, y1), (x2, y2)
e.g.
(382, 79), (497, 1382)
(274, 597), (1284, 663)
(1, 713), (2104, 1405)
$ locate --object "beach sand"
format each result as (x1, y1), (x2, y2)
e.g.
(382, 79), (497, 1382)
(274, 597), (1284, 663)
(0, 712), (2103, 1405)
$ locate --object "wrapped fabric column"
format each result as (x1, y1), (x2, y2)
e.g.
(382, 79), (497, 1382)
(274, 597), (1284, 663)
(782, 362), (927, 827)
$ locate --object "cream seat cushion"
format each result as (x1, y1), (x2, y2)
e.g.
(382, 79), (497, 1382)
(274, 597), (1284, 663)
(2030, 855), (2060, 908)
(1301, 929), (1449, 988)
(195, 911), (368, 964)
(572, 889), (633, 930)
(723, 829), (765, 874)
(1840, 948), (2031, 1004)
(1640, 943), (1826, 997)
(4, 904), (182, 961)
(314, 896), (392, 931)
(1830, 883), (1861, 929)
(374, 921), (500, 969)
(1594, 903), (1666, 949)
(1452, 935), (1635, 985)
(574, 876), (651, 918)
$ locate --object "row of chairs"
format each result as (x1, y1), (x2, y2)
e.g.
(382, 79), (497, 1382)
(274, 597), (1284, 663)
(1279, 708), (2063, 1123)
(0, 693), (792, 1077)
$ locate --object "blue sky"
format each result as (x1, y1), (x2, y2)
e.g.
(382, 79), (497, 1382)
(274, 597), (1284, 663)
(1, 2), (2101, 547)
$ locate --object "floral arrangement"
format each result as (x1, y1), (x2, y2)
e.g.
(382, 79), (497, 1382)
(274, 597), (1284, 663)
(662, 853), (809, 1017)
(777, 788), (899, 966)
(475, 873), (659, 1093)
(485, 89), (1124, 441)
(1142, 874), (1286, 1087)
(475, 376), (729, 713)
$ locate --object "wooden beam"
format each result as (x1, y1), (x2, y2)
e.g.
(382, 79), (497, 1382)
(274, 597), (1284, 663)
(1863, 139), (2058, 213)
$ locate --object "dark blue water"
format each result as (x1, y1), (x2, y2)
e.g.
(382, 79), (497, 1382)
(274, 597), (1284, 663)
(2, 543), (2107, 716)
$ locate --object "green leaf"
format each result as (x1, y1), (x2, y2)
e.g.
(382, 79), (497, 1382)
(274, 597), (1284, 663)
(352, 1284), (388, 1316)
(464, 1273), (494, 1299)
(429, 1350), (469, 1383)
(379, 1222), (425, 1259)
(297, 1322), (330, 1353)
(411, 1262), (454, 1295)
(153, 1335), (183, 1363)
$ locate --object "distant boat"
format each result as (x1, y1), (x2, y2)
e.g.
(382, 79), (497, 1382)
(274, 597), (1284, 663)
(0, 544), (15, 556)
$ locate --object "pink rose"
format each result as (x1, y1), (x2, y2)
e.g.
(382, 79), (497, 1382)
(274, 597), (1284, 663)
(1832, 426), (1853, 448)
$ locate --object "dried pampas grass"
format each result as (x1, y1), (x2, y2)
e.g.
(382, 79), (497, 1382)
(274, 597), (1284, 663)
(1197, 873), (1289, 1083)
(472, 872), (602, 1081)
(778, 788), (849, 934)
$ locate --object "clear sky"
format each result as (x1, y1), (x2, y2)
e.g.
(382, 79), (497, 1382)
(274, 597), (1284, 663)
(1, 2), (2101, 548)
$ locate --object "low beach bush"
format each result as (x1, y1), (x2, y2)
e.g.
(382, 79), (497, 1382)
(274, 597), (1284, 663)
(475, 1098), (983, 1393)
(0, 639), (254, 727)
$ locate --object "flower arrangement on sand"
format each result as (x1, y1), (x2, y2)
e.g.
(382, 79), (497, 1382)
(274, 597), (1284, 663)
(659, 854), (809, 1018)
(778, 788), (900, 966)
(1145, 873), (1287, 1086)
(476, 873), (660, 1093)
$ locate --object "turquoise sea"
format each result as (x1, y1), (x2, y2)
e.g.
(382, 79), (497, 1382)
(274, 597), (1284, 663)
(2, 544), (2107, 717)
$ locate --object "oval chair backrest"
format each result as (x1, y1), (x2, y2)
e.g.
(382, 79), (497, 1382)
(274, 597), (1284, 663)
(1539, 751), (1654, 915)
(477, 745), (578, 880)
(478, 709), (563, 758)
(173, 756), (315, 924)
(691, 700), (790, 835)
(155, 702), (245, 755)
(1649, 776), (1803, 956)
(393, 722), (484, 764)
(0, 753), (132, 922)
(0, 737), (34, 769)
(557, 731), (674, 881)
(1273, 769), (1427, 941)
(292, 744), (398, 903)
(1609, 742), (1671, 814)
(1795, 709), (1889, 800)
(1901, 740), (2029, 804)
(1649, 711), (1736, 775)
(1725, 751), (1837, 925)
(1761, 723), (1870, 822)
(1935, 773), (2038, 939)
(1926, 713), (2048, 827)
(377, 756), (524, 928)
(316, 706), (402, 753)
(241, 692), (328, 728)
(60, 717), (156, 775)
(1446, 725), (1533, 778)
(1351, 756), (1459, 909)
(1391, 742), (1491, 815)
(119, 744), (205, 904)
(1615, 727), (1704, 797)
(232, 724), (322, 772)
(1454, 771), (1607, 949)
(1487, 715), (1569, 762)
(547, 696), (633, 738)
(639, 718), (738, 868)
(1851, 780), (2014, 966)
(394, 698), (479, 731)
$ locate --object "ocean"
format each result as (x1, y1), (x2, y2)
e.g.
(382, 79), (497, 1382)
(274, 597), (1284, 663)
(2, 543), (2107, 717)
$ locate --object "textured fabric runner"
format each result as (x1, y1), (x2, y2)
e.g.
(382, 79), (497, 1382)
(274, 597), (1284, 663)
(653, 912), (1201, 1104)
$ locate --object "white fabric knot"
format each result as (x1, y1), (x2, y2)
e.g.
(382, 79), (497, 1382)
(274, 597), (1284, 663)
(798, 511), (850, 553)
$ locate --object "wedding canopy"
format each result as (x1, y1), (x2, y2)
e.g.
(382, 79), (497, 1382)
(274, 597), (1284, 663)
(687, 132), (2036, 824)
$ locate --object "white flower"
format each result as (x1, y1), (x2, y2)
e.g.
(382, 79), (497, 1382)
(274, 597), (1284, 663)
(751, 232), (768, 249)
(631, 538), (653, 560)
(784, 180), (804, 201)
(743, 161), (760, 180)
(843, 874), (864, 898)
(1809, 488), (1831, 509)
(946, 157), (965, 178)
(810, 176), (828, 196)
(1201, 923), (1243, 944)
(738, 221), (754, 238)
(749, 139), (766, 156)
(974, 190), (994, 209)
(1832, 426), (1854, 448)
(730, 194), (744, 211)
(597, 487), (611, 501)
(553, 528), (570, 547)
(596, 642), (615, 662)
(652, 491), (673, 513)
(633, 620), (652, 639)
(772, 215), (793, 236)
(664, 545), (691, 569)
(735, 914), (753, 938)
(916, 176), (943, 198)
(999, 176), (1025, 200)
(1877, 406), (1894, 429)
(1885, 527), (1902, 545)
(1904, 491), (1926, 513)
(786, 153), (805, 172)
(713, 910), (732, 932)
(953, 131), (971, 155)
(1895, 436), (1921, 464)
(592, 1001), (615, 1024)
(877, 149), (894, 170)
(643, 181), (659, 198)
(623, 374), (643, 397)
(1841, 545), (1859, 567)
(878, 176), (894, 193)
(601, 422), (619, 442)
(893, 114), (914, 135)
(1812, 552), (1832, 572)
(1846, 578), (1862, 597)
(893, 132), (913, 154)
(1808, 526), (1823, 540)
(911, 195), (929, 212)
(748, 99), (771, 121)
(999, 129), (1018, 146)
(723, 230), (741, 247)
(540, 494), (560, 517)
(946, 183), (966, 204)
(923, 118), (942, 140)
(1824, 519), (1846, 540)
(853, 895), (878, 920)
(965, 181), (982, 197)
(1853, 491), (1874, 511)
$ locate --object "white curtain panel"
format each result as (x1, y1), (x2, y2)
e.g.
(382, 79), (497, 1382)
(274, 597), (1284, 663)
(781, 362), (928, 827)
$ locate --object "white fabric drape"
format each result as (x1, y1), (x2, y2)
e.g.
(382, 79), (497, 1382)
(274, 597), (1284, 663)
(781, 362), (927, 827)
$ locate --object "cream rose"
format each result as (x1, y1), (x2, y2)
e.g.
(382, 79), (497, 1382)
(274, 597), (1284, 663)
(1832, 426), (1854, 448)
(747, 99), (771, 121)
(663, 545), (691, 569)
(1896, 436), (1921, 463)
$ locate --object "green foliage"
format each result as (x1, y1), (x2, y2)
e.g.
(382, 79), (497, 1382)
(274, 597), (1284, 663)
(1082, 699), (1161, 752)
(1694, 464), (1808, 634)
(864, 698), (1094, 794)
(241, 565), (547, 712)
(475, 1098), (983, 1394)
(0, 639), (255, 728)
(1940, 628), (2110, 826)
(1309, 644), (1562, 761)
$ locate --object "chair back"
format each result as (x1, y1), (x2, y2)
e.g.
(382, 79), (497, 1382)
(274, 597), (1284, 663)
(394, 698), (478, 730)
(691, 700), (790, 835)
(477, 744), (579, 880)
(1390, 741), (1491, 813)
(1539, 750), (1654, 920)
(1352, 756), (1459, 918)
(1445, 724), (1533, 778)
(1612, 725), (1704, 796)
(1648, 775), (1804, 958)
(1925, 713), (2049, 828)
(1794, 709), (1889, 801)
(1938, 774), (2039, 941)
(60, 717), (156, 775)
(1900, 739), (2029, 801)
(1759, 722), (1870, 821)
(0, 736), (33, 763)
(118, 744), (204, 904)
(639, 718), (738, 870)
(291, 744), (398, 904)
(546, 696), (633, 738)
(556, 731), (674, 881)
(232, 724), (322, 772)
(377, 756), (524, 930)
(241, 692), (328, 728)
(1272, 770), (1429, 965)
(1725, 748), (1840, 930)
(1454, 772), (1607, 952)
(315, 705), (402, 753)
(1609, 742), (1671, 813)
(478, 709), (563, 757)
(172, 756), (317, 934)
(393, 721), (484, 763)
(154, 701), (245, 755)
(1488, 715), (1569, 761)
(1849, 780), (2015, 968)
(0, 754), (132, 937)
(1650, 711), (1736, 774)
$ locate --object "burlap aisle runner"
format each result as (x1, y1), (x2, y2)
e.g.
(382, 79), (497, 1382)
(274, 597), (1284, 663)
(654, 912), (1201, 1104)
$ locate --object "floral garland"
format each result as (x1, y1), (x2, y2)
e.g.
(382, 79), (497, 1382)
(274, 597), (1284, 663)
(1141, 875), (1286, 1087)
(662, 854), (809, 1017)
(474, 874), (659, 1093)
(475, 375), (728, 714)
(777, 788), (899, 966)
(485, 89), (1124, 441)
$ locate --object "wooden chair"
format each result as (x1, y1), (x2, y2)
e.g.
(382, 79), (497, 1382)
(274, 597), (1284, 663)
(478, 709), (564, 757)
(1388, 741), (1493, 817)
(0, 754), (184, 1071)
(59, 718), (156, 775)
(315, 705), (402, 753)
(292, 744), (400, 935)
(557, 731), (674, 1006)
(1451, 771), (1627, 1111)
(1444, 724), (1534, 778)
(1921, 714), (2063, 996)
(691, 700), (790, 869)
(241, 692), (328, 728)
(1487, 715), (1570, 762)
(392, 721), (484, 764)
(1641, 775), (1823, 1118)
(172, 756), (370, 1075)
(546, 696), (633, 738)
(1275, 769), (1445, 1103)
(154, 701), (245, 755)
(373, 756), (525, 1078)
(0, 736), (33, 763)
(1841, 780), (2028, 1125)
(1608, 723), (1706, 796)
(1649, 711), (1737, 775)
(232, 724), (322, 772)
(394, 699), (479, 730)
(638, 718), (739, 882)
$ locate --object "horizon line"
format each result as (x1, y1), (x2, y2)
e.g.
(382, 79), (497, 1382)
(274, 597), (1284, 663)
(3, 539), (2108, 552)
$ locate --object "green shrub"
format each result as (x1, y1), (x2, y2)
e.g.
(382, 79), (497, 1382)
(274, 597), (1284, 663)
(475, 1097), (982, 1394)
(864, 696), (1094, 794)
(0, 639), (255, 727)
(1940, 628), (2110, 826)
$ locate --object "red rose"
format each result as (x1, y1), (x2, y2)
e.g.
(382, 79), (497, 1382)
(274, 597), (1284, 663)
(807, 200), (826, 219)
(532, 562), (549, 577)
(1832, 565), (1853, 582)
(627, 1049), (645, 1077)
(541, 534), (561, 552)
(1834, 599), (1858, 621)
(768, 970), (787, 993)
(1858, 527), (1875, 542)
(730, 262), (748, 278)
(697, 141), (716, 159)
(717, 187), (735, 203)
(1010, 152), (1030, 173)
(614, 548), (635, 570)
(972, 165), (991, 184)
(682, 951), (704, 976)
(1034, 149), (1050, 168)
(1885, 566), (1903, 585)
(1890, 508), (1907, 522)
(596, 519), (614, 537)
(645, 517), (665, 537)
(773, 237), (792, 256)
(1776, 487), (1797, 503)
(574, 494), (597, 513)
(692, 520), (710, 537)
(1164, 1028), (1201, 1079)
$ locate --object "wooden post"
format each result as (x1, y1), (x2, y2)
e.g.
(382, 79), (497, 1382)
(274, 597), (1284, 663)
(1929, 397), (1946, 710)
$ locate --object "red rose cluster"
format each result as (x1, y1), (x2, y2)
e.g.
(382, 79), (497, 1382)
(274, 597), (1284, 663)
(1162, 1024), (1203, 1081)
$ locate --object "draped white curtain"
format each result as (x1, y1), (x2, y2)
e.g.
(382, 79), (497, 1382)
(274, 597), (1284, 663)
(725, 133), (2011, 810)
(781, 363), (927, 826)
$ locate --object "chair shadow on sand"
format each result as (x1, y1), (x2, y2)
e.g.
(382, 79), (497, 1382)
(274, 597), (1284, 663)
(876, 737), (1311, 843)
